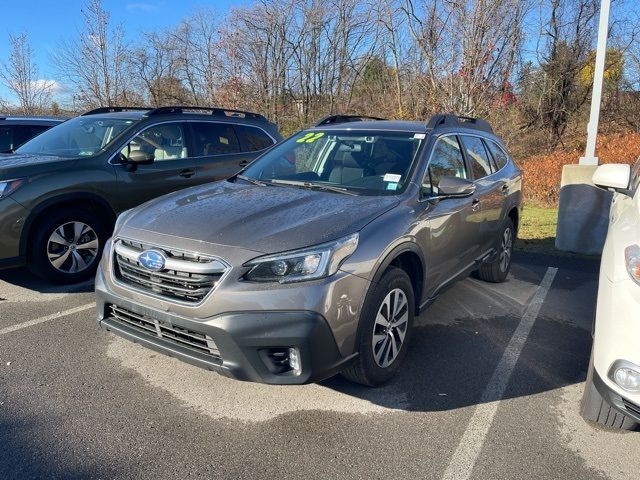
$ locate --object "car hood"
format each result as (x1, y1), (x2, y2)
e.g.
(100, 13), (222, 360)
(0, 153), (75, 177)
(123, 180), (401, 254)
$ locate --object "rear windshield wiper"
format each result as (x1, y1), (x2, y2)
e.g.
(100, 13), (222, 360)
(270, 179), (359, 196)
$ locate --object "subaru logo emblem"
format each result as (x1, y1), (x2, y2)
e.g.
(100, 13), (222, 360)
(138, 250), (166, 271)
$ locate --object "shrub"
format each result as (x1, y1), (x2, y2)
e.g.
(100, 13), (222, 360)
(520, 132), (640, 206)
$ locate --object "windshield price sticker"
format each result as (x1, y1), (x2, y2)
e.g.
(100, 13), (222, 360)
(383, 173), (402, 183)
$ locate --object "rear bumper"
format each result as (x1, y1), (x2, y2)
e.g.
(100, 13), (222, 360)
(96, 276), (355, 385)
(593, 367), (640, 424)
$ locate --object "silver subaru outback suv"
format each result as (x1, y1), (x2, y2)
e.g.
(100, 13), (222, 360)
(96, 114), (522, 386)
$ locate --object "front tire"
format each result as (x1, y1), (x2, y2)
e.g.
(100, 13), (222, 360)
(342, 267), (415, 386)
(477, 218), (514, 283)
(28, 207), (108, 284)
(581, 351), (638, 430)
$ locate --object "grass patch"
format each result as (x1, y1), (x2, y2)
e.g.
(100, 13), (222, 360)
(516, 205), (559, 254)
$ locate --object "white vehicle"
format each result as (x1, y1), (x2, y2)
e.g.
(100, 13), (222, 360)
(581, 161), (640, 430)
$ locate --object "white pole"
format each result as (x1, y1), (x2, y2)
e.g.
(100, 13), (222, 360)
(580, 0), (611, 165)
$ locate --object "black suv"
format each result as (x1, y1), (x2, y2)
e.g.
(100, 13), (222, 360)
(0, 106), (281, 283)
(0, 116), (65, 153)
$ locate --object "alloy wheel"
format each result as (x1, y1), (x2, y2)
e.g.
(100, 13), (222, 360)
(46, 221), (99, 274)
(499, 227), (513, 273)
(372, 288), (409, 368)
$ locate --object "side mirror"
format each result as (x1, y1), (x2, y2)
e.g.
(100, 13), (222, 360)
(438, 176), (476, 198)
(127, 150), (155, 165)
(592, 164), (631, 194)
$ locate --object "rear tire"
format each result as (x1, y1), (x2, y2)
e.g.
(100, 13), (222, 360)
(477, 218), (514, 283)
(342, 267), (415, 386)
(581, 351), (638, 430)
(28, 207), (108, 284)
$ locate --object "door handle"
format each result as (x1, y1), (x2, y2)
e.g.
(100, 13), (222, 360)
(471, 198), (480, 212)
(501, 184), (509, 196)
(179, 169), (196, 178)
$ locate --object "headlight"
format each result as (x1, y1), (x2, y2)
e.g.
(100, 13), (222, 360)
(244, 233), (359, 283)
(0, 178), (25, 199)
(624, 245), (640, 285)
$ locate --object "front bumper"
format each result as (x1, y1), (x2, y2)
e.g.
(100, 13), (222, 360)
(593, 270), (640, 408)
(96, 268), (356, 385)
(592, 367), (640, 424)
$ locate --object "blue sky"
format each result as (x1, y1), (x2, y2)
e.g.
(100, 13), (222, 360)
(0, 0), (636, 104)
(0, 0), (248, 101)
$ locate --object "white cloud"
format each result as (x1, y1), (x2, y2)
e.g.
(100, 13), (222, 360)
(31, 79), (67, 94)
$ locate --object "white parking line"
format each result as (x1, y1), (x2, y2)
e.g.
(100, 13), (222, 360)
(441, 267), (558, 480)
(0, 303), (95, 336)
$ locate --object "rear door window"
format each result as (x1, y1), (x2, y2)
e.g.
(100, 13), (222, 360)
(235, 125), (274, 152)
(460, 135), (493, 179)
(191, 122), (241, 156)
(485, 139), (509, 171)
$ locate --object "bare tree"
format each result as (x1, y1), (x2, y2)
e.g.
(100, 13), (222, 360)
(54, 0), (132, 107)
(131, 32), (189, 106)
(402, 0), (529, 117)
(0, 33), (52, 114)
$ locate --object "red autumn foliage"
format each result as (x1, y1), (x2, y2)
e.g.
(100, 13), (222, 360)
(519, 132), (640, 206)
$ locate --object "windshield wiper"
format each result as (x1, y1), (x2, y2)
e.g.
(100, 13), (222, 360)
(270, 179), (359, 196)
(237, 174), (272, 187)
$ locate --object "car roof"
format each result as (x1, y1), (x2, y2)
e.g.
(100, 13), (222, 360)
(313, 120), (430, 133)
(310, 118), (502, 143)
(0, 116), (66, 123)
(84, 111), (149, 121)
(80, 110), (277, 128)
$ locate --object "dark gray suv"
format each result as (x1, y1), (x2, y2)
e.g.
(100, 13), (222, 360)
(96, 114), (522, 386)
(0, 106), (280, 283)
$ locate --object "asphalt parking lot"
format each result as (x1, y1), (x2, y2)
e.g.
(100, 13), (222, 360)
(1, 253), (638, 480)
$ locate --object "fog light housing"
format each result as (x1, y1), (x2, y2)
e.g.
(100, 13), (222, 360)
(288, 348), (301, 375)
(609, 360), (640, 392)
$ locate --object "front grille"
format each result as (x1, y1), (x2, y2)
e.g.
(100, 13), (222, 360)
(108, 304), (221, 359)
(622, 398), (640, 417)
(113, 239), (228, 303)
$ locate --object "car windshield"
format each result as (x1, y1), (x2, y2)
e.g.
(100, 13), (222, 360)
(15, 116), (135, 157)
(240, 129), (425, 195)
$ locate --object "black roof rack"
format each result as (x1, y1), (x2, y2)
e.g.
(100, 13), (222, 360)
(145, 106), (268, 122)
(426, 113), (493, 134)
(81, 106), (150, 116)
(314, 114), (386, 127)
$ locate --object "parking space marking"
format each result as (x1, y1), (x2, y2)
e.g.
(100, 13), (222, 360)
(0, 303), (95, 336)
(441, 267), (557, 480)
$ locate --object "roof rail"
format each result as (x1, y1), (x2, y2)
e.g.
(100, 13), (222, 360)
(146, 106), (268, 122)
(81, 106), (150, 116)
(314, 114), (386, 127)
(426, 113), (493, 134)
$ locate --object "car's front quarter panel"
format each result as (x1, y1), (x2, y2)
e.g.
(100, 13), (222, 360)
(593, 190), (640, 407)
(340, 199), (419, 280)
